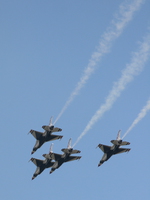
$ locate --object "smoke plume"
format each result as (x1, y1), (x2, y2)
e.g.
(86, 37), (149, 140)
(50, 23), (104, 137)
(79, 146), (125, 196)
(54, 0), (144, 125)
(122, 98), (150, 139)
(73, 31), (150, 147)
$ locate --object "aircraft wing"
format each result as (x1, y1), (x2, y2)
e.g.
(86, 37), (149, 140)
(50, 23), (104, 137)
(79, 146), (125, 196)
(114, 148), (131, 155)
(65, 156), (81, 162)
(50, 153), (62, 161)
(30, 158), (43, 166)
(47, 134), (63, 141)
(98, 144), (111, 153)
(30, 130), (43, 139)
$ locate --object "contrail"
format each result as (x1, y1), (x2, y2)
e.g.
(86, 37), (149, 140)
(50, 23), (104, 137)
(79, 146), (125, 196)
(122, 98), (150, 139)
(73, 31), (150, 147)
(54, 0), (144, 125)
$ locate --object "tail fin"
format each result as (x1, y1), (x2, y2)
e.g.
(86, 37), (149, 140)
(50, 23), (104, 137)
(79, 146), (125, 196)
(42, 117), (54, 131)
(42, 143), (54, 159)
(111, 130), (130, 145)
(61, 138), (81, 154)
(49, 143), (54, 154)
(116, 130), (121, 140)
(67, 138), (72, 149)
(49, 116), (53, 127)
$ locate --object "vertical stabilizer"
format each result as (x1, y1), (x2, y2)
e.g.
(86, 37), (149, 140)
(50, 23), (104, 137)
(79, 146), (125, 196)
(67, 138), (72, 149)
(49, 143), (54, 154)
(42, 117), (54, 131)
(49, 116), (53, 127)
(116, 130), (121, 141)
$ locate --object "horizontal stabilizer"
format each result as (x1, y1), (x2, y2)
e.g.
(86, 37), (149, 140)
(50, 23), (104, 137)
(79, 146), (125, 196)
(61, 148), (81, 154)
(42, 125), (62, 132)
(42, 125), (54, 132)
(61, 138), (81, 154)
(111, 140), (130, 146)
(42, 117), (62, 132)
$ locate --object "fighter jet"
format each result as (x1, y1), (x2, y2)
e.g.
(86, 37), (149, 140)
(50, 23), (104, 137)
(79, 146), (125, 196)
(30, 144), (54, 180)
(29, 117), (63, 154)
(49, 138), (81, 174)
(97, 130), (130, 166)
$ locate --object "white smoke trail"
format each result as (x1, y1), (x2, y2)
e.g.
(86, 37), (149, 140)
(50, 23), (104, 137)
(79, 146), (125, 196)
(73, 31), (150, 147)
(54, 0), (144, 125)
(122, 98), (150, 139)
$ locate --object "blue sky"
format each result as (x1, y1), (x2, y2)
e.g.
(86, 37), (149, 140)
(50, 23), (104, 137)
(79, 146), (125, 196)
(0, 0), (150, 199)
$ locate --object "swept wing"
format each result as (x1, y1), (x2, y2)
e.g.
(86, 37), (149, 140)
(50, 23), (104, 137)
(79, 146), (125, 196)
(65, 156), (81, 162)
(98, 144), (111, 153)
(30, 158), (43, 166)
(30, 130), (43, 139)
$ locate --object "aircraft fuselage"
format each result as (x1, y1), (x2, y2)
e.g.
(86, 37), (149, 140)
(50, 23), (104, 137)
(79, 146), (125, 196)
(50, 153), (71, 173)
(99, 144), (121, 166)
(32, 131), (61, 154)
(32, 158), (54, 179)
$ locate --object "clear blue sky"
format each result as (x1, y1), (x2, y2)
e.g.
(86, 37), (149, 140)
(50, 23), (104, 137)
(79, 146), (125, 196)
(0, 0), (150, 200)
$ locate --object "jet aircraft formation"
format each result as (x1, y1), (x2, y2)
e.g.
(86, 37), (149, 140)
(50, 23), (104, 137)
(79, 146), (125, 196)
(29, 118), (130, 180)
(29, 117), (81, 180)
